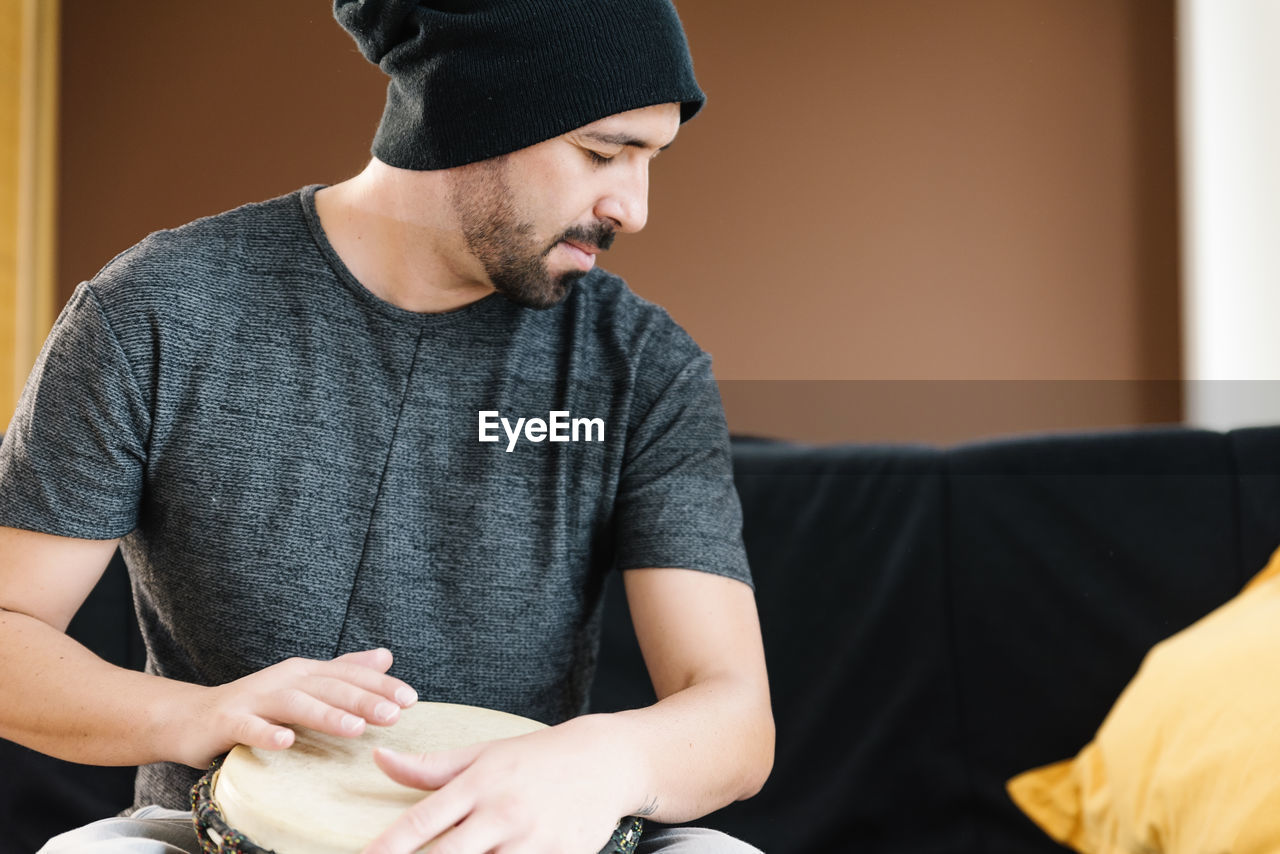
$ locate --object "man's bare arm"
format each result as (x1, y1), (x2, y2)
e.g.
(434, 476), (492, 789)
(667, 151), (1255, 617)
(604, 566), (775, 822)
(362, 566), (774, 854)
(0, 525), (418, 768)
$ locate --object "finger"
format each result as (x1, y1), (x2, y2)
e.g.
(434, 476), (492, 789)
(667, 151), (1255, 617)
(264, 687), (370, 738)
(334, 647), (394, 672)
(401, 816), (508, 854)
(228, 714), (296, 751)
(372, 745), (482, 791)
(361, 787), (472, 854)
(301, 675), (405, 726)
(314, 657), (419, 708)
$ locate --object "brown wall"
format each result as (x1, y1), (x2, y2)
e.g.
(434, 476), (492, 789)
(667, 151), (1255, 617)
(58, 0), (1181, 444)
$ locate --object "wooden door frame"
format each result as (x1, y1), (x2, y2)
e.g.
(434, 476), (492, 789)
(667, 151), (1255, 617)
(2, 0), (59, 430)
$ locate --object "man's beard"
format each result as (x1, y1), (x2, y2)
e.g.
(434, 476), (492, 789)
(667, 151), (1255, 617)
(448, 157), (615, 310)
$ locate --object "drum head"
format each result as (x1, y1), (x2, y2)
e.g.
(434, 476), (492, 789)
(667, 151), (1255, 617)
(211, 701), (546, 854)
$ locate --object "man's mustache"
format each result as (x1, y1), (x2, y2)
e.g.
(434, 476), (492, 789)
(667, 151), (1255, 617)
(549, 221), (617, 255)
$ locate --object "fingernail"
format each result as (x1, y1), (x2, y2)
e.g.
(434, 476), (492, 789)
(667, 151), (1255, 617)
(374, 701), (398, 722)
(274, 731), (291, 747)
(395, 686), (418, 706)
(341, 714), (364, 733)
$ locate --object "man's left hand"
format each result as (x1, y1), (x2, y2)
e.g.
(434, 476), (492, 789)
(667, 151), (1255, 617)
(360, 716), (629, 854)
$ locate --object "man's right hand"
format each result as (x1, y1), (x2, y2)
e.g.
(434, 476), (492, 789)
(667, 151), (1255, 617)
(0, 528), (422, 768)
(160, 648), (419, 769)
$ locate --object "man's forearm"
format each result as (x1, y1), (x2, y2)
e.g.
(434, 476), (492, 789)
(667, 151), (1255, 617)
(579, 674), (775, 824)
(1, 609), (419, 772)
(0, 608), (194, 765)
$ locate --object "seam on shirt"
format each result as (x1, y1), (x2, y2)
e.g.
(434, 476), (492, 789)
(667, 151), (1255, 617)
(332, 326), (426, 657)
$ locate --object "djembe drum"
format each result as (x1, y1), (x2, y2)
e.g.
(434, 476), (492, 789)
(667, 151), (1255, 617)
(191, 701), (645, 854)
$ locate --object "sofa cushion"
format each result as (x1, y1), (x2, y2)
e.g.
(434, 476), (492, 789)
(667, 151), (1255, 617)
(1007, 545), (1280, 853)
(1231, 425), (1280, 573)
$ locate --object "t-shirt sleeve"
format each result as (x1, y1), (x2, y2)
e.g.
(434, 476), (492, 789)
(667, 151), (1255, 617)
(612, 344), (752, 587)
(0, 283), (150, 539)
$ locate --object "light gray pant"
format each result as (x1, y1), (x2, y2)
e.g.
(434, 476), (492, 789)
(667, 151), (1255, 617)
(37, 807), (764, 853)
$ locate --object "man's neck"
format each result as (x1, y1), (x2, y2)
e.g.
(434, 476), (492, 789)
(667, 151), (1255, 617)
(313, 161), (495, 314)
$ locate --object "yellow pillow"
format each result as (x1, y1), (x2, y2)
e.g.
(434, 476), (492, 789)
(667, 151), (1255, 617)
(1007, 545), (1280, 854)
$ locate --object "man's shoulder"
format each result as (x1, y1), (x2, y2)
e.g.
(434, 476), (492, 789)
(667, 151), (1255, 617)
(569, 268), (705, 367)
(574, 268), (665, 319)
(87, 188), (311, 310)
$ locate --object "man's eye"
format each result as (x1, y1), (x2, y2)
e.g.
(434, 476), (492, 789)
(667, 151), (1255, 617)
(586, 150), (615, 165)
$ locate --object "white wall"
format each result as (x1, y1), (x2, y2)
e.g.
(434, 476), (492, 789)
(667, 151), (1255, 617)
(1179, 0), (1280, 429)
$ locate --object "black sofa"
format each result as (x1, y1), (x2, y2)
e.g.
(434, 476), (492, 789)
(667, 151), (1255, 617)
(5, 426), (1279, 854)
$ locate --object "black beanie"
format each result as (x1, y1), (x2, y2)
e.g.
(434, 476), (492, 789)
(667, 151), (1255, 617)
(334, 0), (706, 170)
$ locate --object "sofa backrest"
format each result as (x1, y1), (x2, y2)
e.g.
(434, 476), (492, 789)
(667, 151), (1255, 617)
(592, 426), (1280, 854)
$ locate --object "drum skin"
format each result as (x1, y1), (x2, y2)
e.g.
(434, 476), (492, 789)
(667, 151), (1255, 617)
(210, 702), (547, 854)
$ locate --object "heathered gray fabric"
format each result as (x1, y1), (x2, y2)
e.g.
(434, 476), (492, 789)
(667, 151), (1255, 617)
(0, 185), (750, 810)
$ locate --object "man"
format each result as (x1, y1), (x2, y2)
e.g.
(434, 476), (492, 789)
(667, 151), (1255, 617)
(0, 1), (773, 852)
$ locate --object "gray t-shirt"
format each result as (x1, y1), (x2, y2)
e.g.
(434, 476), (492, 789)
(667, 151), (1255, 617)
(0, 186), (750, 809)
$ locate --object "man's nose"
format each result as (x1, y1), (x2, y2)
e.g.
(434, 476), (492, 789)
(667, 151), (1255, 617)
(594, 165), (650, 234)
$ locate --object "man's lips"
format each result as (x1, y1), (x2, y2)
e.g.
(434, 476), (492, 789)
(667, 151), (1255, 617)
(561, 238), (600, 256)
(559, 239), (598, 270)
